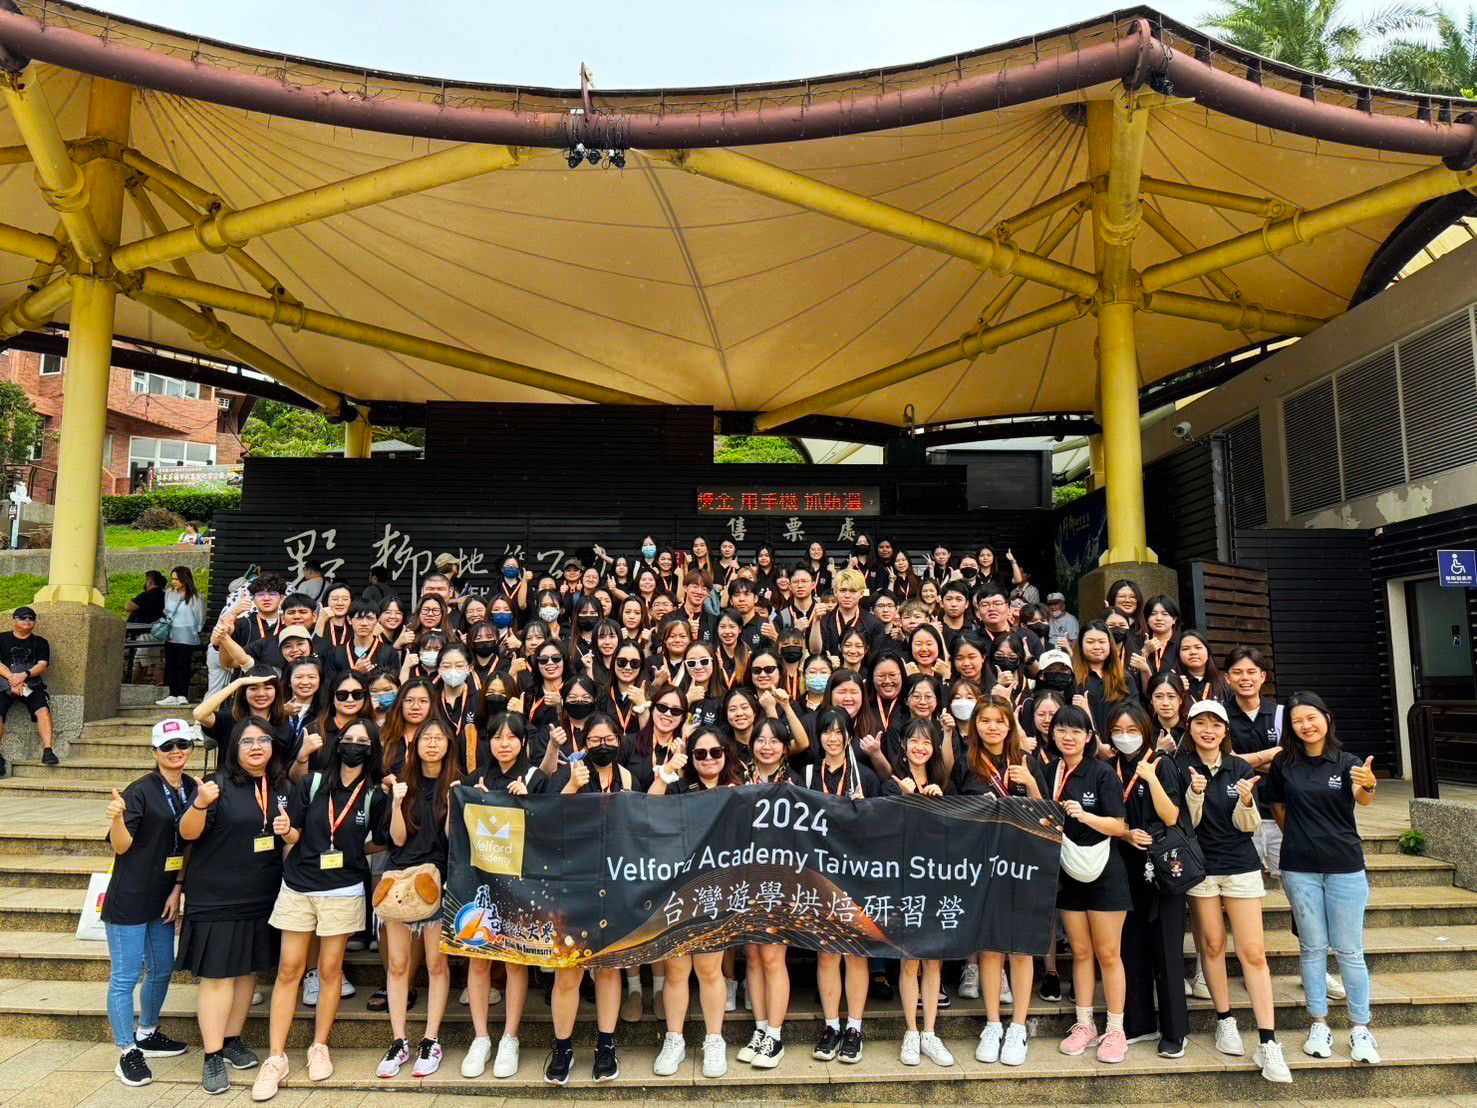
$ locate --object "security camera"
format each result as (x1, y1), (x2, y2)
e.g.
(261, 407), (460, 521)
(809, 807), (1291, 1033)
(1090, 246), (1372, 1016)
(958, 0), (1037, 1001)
(1172, 420), (1192, 439)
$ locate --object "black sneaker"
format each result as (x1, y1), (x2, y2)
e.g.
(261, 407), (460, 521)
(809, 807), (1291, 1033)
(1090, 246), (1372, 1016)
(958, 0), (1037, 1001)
(116, 1047), (153, 1087)
(544, 1045), (574, 1085)
(751, 1033), (784, 1069)
(220, 1037), (258, 1070)
(201, 1051), (229, 1095)
(135, 1029), (188, 1057)
(838, 1026), (863, 1064)
(919, 987), (951, 1010)
(1038, 971), (1062, 1002)
(870, 971), (894, 1001)
(40, 748), (58, 766)
(813, 1025), (841, 1062)
(592, 1041), (619, 1082)
(1158, 1037), (1186, 1058)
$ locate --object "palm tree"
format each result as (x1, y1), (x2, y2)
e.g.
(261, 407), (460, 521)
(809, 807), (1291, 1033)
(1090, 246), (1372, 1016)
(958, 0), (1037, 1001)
(1362, 7), (1477, 95)
(1201, 0), (1434, 79)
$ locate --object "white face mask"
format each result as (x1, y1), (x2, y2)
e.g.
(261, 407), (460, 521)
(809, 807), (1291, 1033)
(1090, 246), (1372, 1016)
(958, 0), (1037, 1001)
(538, 606), (560, 623)
(950, 698), (976, 721)
(419, 650), (440, 669)
(440, 668), (469, 689)
(1111, 732), (1144, 757)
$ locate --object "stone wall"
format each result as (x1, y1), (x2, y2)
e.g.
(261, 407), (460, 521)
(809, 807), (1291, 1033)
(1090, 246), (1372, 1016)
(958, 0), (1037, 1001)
(1411, 797), (1477, 891)
(0, 543), (210, 579)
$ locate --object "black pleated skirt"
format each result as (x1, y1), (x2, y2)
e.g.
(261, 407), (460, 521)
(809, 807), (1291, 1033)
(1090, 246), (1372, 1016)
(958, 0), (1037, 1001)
(175, 916), (278, 979)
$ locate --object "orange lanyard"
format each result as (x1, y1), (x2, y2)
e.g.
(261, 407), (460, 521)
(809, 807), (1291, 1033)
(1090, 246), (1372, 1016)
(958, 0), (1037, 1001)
(876, 695), (895, 730)
(442, 690), (469, 738)
(1053, 760), (1080, 804)
(1114, 760), (1141, 804)
(253, 774), (270, 831)
(326, 778), (367, 846)
(327, 621), (348, 647)
(612, 695), (635, 734)
(981, 753), (1009, 797)
(819, 762), (848, 796)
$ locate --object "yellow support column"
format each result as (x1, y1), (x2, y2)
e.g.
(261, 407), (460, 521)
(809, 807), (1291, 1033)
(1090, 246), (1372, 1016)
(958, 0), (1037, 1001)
(34, 78), (131, 606)
(344, 412), (372, 459)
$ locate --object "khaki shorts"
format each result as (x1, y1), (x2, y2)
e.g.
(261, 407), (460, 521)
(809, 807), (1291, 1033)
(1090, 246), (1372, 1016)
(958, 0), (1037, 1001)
(1187, 870), (1266, 900)
(269, 886), (367, 937)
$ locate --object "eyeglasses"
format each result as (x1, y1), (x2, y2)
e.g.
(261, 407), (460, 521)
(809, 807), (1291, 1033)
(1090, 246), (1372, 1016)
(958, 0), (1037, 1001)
(334, 689), (365, 702)
(566, 699), (594, 709)
(238, 735), (273, 749)
(692, 747), (724, 762)
(614, 658), (641, 671)
(653, 703), (685, 718)
(156, 739), (194, 753)
(254, 592), (281, 600)
(538, 655), (563, 666)
(340, 739), (371, 749)
(685, 657), (712, 669)
(750, 664), (778, 675)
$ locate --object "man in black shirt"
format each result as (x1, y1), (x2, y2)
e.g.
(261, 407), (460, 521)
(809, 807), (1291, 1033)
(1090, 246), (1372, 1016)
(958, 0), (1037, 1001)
(727, 578), (773, 652)
(0, 606), (55, 772)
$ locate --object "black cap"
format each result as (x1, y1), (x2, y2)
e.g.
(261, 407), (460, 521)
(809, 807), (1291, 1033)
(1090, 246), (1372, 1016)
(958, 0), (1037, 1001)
(12, 606), (36, 621)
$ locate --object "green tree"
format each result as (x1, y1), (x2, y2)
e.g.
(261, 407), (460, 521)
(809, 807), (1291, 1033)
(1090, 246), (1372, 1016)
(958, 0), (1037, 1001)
(0, 381), (42, 466)
(241, 400), (419, 456)
(1201, 1), (1432, 77)
(1362, 6), (1477, 94)
(714, 435), (806, 463)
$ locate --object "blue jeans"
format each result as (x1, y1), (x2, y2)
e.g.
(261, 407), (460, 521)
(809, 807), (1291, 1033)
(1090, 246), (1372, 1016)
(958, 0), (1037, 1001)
(104, 919), (176, 1049)
(1281, 869), (1371, 1025)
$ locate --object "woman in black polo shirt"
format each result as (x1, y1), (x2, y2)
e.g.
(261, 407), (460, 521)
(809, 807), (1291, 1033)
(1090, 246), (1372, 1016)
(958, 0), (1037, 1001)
(1072, 621), (1133, 741)
(1261, 692), (1380, 1066)
(1144, 672), (1188, 755)
(1180, 700), (1291, 1084)
(177, 716), (288, 1094)
(1105, 702), (1188, 1059)
(102, 718), (198, 1088)
(460, 712), (547, 1080)
(193, 667), (293, 765)
(1047, 705), (1131, 1064)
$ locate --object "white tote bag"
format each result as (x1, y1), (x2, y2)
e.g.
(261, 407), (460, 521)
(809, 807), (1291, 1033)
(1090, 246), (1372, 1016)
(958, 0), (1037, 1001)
(75, 872), (110, 942)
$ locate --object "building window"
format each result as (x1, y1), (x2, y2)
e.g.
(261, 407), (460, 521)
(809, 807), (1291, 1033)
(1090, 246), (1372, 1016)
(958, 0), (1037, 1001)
(38, 354), (62, 376)
(130, 370), (200, 400)
(128, 435), (215, 469)
(28, 416), (50, 461)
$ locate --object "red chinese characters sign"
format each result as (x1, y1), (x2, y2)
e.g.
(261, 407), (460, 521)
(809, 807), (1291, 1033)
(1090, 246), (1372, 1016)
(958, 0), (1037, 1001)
(695, 487), (880, 516)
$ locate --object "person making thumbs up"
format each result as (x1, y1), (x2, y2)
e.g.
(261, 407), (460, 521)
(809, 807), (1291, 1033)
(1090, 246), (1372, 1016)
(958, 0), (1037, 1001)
(1259, 692), (1382, 1068)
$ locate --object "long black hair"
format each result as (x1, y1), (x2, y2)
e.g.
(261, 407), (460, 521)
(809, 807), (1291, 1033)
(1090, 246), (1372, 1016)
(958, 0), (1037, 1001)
(323, 717), (383, 788)
(221, 715), (288, 789)
(1279, 690), (1343, 767)
(891, 717), (949, 790)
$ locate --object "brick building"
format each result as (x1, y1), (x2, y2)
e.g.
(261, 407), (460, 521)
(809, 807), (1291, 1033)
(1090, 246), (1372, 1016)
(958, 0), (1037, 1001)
(1, 346), (250, 503)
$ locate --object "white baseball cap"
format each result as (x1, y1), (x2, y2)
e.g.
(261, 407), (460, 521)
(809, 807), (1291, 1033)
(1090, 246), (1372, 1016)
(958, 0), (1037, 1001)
(150, 718), (195, 748)
(1188, 700), (1229, 724)
(1036, 649), (1073, 670)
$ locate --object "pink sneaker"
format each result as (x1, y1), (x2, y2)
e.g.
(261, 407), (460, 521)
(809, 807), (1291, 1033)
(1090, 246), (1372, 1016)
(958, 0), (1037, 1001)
(1059, 1021), (1099, 1056)
(1096, 1028), (1127, 1063)
(250, 1055), (289, 1102)
(306, 1042), (333, 1081)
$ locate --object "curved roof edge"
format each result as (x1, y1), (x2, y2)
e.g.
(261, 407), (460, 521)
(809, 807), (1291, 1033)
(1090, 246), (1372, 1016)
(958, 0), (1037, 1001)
(1, 3), (1476, 161)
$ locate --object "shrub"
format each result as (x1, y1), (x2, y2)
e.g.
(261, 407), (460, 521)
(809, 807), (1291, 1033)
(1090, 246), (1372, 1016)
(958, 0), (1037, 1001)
(132, 506), (185, 531)
(102, 488), (241, 524)
(1398, 828), (1427, 856)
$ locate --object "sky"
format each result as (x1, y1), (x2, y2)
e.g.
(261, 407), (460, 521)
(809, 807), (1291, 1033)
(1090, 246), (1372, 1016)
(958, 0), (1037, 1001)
(80, 0), (1390, 90)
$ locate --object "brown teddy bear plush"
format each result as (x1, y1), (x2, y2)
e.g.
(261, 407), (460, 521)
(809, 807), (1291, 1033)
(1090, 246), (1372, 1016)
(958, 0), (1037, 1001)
(373, 862), (442, 925)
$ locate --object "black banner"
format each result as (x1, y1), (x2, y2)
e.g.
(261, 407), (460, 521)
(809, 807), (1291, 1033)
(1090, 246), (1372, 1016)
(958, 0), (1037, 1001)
(441, 783), (1062, 967)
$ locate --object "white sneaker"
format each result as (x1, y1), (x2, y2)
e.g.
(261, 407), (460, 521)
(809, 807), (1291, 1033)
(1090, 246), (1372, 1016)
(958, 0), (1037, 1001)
(301, 969), (321, 1007)
(1001, 978), (1013, 1005)
(489, 987), (502, 1005)
(1349, 1027), (1381, 1065)
(1183, 976), (1193, 997)
(156, 695), (182, 707)
(919, 1032), (954, 1067)
(458, 987), (469, 1005)
(899, 1029), (921, 1066)
(1191, 971), (1211, 999)
(724, 977), (737, 1013)
(653, 1032), (686, 1076)
(411, 1038), (442, 1078)
(376, 1039), (410, 1079)
(1326, 974), (1347, 1000)
(461, 1036), (491, 1078)
(958, 963), (980, 999)
(493, 1035), (520, 1078)
(1000, 1023), (1028, 1066)
(1214, 1016), (1244, 1057)
(701, 1034), (727, 1078)
(251, 991), (263, 1006)
(1303, 1022), (1332, 1058)
(976, 1022), (1003, 1063)
(1254, 1039), (1293, 1083)
(339, 976), (355, 998)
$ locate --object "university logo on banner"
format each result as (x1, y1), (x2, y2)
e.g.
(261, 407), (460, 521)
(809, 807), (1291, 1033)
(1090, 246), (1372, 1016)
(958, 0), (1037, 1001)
(465, 804), (525, 876)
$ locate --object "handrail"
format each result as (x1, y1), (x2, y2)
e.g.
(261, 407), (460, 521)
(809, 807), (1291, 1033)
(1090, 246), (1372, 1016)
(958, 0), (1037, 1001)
(1407, 698), (1477, 800)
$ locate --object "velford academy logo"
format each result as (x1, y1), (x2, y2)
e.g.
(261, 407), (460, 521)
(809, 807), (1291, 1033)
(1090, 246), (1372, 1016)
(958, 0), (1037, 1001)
(465, 804), (526, 877)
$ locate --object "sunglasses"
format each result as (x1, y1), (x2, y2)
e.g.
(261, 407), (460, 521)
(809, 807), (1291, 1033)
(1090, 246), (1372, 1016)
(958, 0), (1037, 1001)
(614, 658), (641, 670)
(653, 703), (685, 718)
(685, 657), (712, 669)
(156, 739), (194, 753)
(691, 747), (725, 762)
(750, 664), (778, 675)
(334, 689), (365, 702)
(538, 655), (563, 666)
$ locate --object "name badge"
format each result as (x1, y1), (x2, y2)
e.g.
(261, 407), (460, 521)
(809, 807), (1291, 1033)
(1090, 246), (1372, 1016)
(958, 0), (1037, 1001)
(253, 836), (275, 854)
(164, 855), (183, 872)
(319, 850), (344, 870)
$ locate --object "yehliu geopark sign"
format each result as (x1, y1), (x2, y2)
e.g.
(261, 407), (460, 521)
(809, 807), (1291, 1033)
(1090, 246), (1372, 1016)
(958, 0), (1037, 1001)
(441, 783), (1063, 967)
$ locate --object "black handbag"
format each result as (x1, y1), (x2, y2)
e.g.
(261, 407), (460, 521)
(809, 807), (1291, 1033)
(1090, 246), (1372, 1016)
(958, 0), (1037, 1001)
(1148, 822), (1206, 894)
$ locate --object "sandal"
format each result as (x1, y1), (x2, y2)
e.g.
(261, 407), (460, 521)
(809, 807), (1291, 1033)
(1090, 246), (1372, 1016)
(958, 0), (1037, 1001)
(367, 988), (388, 1012)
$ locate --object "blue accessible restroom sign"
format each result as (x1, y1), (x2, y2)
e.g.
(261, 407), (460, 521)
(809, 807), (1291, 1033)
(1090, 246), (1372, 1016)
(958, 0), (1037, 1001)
(1438, 549), (1476, 587)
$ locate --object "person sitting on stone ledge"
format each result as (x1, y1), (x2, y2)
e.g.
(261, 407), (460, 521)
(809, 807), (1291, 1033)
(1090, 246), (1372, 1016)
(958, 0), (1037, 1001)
(0, 605), (56, 774)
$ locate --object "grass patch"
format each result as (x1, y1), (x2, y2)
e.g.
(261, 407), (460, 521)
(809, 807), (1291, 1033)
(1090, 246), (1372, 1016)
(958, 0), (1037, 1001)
(0, 569), (210, 619)
(104, 526), (183, 549)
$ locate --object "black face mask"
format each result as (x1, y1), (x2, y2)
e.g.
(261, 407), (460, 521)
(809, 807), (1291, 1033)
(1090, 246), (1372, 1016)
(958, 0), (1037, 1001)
(585, 744), (619, 768)
(576, 615), (598, 632)
(484, 694), (509, 716)
(338, 743), (370, 768)
(854, 545), (870, 559)
(473, 642), (497, 659)
(779, 646), (804, 664)
(960, 566), (978, 580)
(994, 656), (1021, 673)
(1110, 626), (1128, 644)
(1026, 622), (1050, 635)
(1039, 670), (1074, 693)
(565, 700), (595, 721)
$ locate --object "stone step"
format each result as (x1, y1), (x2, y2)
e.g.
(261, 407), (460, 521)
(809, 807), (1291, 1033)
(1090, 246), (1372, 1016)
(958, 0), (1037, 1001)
(118, 704), (198, 723)
(8, 756), (210, 782)
(119, 684), (167, 708)
(1, 1015), (1473, 1102)
(77, 716), (195, 742)
(0, 827), (109, 857)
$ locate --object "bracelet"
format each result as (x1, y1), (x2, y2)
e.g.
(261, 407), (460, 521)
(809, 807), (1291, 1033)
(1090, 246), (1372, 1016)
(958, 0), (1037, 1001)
(190, 801), (208, 811)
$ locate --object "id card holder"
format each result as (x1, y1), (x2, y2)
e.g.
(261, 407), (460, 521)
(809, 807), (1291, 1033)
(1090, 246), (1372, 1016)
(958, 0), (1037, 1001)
(319, 850), (344, 870)
(164, 855), (184, 873)
(253, 836), (275, 854)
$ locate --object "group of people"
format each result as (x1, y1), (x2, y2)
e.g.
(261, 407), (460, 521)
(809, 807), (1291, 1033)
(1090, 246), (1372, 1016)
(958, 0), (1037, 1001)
(97, 533), (1381, 1097)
